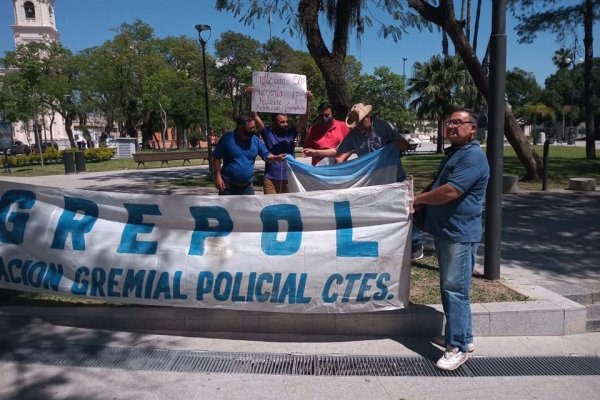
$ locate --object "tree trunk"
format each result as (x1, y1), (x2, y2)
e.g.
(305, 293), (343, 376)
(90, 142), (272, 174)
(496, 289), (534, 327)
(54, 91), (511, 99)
(583, 0), (596, 159)
(298, 0), (352, 119)
(49, 112), (55, 143)
(465, 0), (471, 42)
(124, 119), (137, 138)
(141, 123), (154, 148)
(177, 125), (186, 150)
(408, 0), (542, 180)
(472, 0), (482, 53)
(442, 30), (449, 56)
(64, 113), (76, 148)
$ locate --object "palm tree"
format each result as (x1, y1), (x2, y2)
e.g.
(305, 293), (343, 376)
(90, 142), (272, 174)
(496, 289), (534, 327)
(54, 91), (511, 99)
(521, 102), (556, 144)
(407, 55), (472, 153)
(552, 48), (574, 70)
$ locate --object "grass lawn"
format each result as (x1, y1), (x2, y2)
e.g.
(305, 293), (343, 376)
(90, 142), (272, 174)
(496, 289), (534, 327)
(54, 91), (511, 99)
(3, 144), (596, 307)
(403, 144), (600, 192)
(6, 151), (209, 177)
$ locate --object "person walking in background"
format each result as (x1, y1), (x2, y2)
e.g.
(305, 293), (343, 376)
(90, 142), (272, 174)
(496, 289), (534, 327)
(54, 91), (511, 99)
(247, 86), (312, 194)
(413, 108), (489, 371)
(212, 114), (285, 195)
(302, 102), (349, 166)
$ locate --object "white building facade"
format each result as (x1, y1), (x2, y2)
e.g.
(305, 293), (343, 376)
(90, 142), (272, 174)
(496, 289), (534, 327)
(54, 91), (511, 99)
(8, 0), (69, 148)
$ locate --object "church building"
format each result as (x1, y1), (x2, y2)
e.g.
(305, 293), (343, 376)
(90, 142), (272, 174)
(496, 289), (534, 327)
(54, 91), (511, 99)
(7, 0), (69, 147)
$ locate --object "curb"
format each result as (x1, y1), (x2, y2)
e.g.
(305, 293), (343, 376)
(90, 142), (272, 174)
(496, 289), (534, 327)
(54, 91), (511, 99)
(0, 284), (586, 337)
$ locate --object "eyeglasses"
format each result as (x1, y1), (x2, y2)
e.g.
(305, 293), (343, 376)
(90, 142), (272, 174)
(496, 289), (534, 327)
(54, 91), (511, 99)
(445, 120), (474, 128)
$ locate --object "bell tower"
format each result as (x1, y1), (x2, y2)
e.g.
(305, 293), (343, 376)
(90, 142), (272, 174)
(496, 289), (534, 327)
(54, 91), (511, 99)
(11, 0), (60, 47)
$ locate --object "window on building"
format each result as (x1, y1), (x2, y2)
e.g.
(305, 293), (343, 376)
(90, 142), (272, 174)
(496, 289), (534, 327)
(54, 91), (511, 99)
(24, 1), (35, 19)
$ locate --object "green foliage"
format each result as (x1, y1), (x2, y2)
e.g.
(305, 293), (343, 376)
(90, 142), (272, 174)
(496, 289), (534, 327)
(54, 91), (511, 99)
(6, 155), (28, 167)
(187, 130), (201, 147)
(213, 31), (262, 117)
(82, 147), (116, 162)
(552, 47), (574, 69)
(407, 55), (472, 121)
(541, 59), (600, 126)
(27, 153), (41, 165)
(217, 0), (427, 112)
(5, 147), (116, 168)
(351, 66), (410, 128)
(521, 102), (557, 125)
(44, 147), (61, 163)
(508, 1), (594, 44)
(1, 41), (83, 147)
(216, 0), (426, 42)
(506, 67), (542, 111)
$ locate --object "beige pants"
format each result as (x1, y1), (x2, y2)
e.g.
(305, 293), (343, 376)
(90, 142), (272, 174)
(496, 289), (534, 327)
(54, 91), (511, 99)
(263, 178), (289, 194)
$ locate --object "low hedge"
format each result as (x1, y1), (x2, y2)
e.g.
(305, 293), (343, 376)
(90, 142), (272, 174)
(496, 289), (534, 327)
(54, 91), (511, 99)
(4, 147), (116, 167)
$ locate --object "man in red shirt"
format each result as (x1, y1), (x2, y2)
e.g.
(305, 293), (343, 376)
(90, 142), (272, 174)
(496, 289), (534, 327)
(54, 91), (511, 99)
(302, 102), (350, 165)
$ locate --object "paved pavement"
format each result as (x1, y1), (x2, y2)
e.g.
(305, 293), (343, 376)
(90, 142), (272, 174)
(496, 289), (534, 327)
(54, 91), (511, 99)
(1, 145), (599, 399)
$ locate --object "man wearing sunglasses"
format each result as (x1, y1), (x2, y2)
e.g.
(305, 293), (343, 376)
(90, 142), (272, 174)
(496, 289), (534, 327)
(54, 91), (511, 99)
(413, 108), (490, 371)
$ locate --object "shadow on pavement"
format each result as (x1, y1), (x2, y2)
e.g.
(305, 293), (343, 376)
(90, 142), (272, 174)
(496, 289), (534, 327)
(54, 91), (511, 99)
(491, 191), (600, 287)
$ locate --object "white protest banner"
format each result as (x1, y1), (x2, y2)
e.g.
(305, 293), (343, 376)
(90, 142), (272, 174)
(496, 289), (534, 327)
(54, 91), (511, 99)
(251, 71), (307, 115)
(0, 181), (412, 313)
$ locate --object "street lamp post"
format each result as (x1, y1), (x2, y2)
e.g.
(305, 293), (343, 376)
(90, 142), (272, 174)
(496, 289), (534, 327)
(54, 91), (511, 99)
(402, 57), (407, 77)
(195, 24), (213, 173)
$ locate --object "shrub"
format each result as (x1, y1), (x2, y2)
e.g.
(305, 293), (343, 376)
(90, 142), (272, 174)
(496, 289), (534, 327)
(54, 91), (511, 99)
(28, 153), (41, 165)
(83, 147), (116, 162)
(44, 147), (61, 163)
(6, 155), (26, 167)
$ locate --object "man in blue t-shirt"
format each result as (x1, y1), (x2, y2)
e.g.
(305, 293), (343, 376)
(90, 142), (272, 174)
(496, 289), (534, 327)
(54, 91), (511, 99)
(413, 108), (490, 372)
(212, 114), (284, 195)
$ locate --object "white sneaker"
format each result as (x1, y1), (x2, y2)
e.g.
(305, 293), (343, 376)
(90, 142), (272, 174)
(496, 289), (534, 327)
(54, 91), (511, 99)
(411, 244), (424, 260)
(432, 336), (475, 352)
(436, 347), (469, 371)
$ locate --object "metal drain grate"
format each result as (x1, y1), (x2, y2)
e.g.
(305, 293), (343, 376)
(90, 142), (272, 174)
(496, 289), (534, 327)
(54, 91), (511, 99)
(0, 341), (598, 377)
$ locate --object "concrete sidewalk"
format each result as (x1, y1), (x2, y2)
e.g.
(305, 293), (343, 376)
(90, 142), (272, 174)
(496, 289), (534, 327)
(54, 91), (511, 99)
(0, 317), (599, 400)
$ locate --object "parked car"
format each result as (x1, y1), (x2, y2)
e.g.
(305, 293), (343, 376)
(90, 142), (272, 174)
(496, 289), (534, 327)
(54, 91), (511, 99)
(408, 136), (422, 147)
(29, 141), (58, 154)
(41, 141), (59, 151)
(8, 140), (30, 155)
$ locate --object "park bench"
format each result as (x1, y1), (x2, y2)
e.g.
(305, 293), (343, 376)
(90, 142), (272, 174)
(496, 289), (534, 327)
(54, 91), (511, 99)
(132, 150), (210, 169)
(405, 143), (419, 153)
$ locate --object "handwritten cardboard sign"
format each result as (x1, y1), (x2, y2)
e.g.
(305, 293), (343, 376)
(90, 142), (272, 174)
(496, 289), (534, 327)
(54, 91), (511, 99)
(251, 71), (307, 115)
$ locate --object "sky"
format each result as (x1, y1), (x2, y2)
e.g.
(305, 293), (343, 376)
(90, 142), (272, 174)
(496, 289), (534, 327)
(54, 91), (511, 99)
(1, 0), (598, 86)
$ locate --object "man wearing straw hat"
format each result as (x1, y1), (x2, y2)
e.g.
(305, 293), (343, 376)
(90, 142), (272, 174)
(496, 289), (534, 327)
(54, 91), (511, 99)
(337, 103), (425, 261)
(336, 103), (408, 172)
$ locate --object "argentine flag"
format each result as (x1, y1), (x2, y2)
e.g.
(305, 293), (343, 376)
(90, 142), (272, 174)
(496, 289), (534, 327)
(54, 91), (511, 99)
(285, 144), (400, 192)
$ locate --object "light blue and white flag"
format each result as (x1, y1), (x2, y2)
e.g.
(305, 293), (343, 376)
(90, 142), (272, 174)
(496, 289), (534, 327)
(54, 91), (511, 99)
(286, 144), (400, 192)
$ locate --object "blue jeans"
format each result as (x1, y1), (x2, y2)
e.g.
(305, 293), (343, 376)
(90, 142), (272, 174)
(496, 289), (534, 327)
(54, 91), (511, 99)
(219, 181), (255, 195)
(434, 237), (479, 353)
(412, 227), (423, 249)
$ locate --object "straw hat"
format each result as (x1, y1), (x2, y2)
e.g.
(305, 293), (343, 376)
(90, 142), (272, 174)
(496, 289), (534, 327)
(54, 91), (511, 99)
(345, 103), (373, 128)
